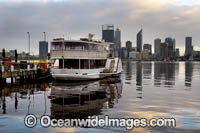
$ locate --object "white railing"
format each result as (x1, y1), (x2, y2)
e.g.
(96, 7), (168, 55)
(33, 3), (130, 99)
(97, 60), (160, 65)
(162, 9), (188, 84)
(51, 50), (108, 59)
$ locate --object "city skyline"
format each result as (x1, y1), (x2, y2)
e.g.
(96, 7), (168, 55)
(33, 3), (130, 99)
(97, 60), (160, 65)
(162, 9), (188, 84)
(0, 0), (200, 55)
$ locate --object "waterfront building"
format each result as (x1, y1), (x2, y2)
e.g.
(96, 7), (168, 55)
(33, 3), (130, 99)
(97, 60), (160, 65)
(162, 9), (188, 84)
(131, 47), (136, 51)
(126, 41), (132, 50)
(114, 28), (122, 57)
(121, 47), (128, 59)
(175, 48), (180, 58)
(102, 24), (114, 43)
(185, 37), (193, 57)
(137, 29), (143, 52)
(136, 52), (142, 61)
(143, 44), (152, 54)
(165, 37), (174, 47)
(160, 42), (168, 60)
(126, 41), (132, 58)
(39, 41), (48, 60)
(142, 49), (150, 61)
(129, 51), (138, 60)
(165, 37), (176, 58)
(154, 38), (161, 58)
(114, 28), (121, 48)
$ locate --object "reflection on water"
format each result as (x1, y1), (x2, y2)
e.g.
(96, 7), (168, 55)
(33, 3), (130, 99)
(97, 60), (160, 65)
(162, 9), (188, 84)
(0, 61), (200, 132)
(185, 62), (193, 87)
(154, 62), (176, 87)
(50, 79), (123, 119)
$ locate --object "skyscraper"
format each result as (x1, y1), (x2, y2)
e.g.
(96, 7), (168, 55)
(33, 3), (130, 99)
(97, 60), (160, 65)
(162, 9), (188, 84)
(39, 41), (48, 59)
(175, 48), (180, 57)
(137, 29), (142, 52)
(114, 28), (121, 48)
(154, 38), (161, 57)
(165, 37), (175, 58)
(126, 41), (132, 58)
(185, 37), (193, 57)
(126, 41), (132, 50)
(160, 42), (168, 60)
(102, 24), (114, 43)
(165, 37), (174, 47)
(143, 44), (152, 54)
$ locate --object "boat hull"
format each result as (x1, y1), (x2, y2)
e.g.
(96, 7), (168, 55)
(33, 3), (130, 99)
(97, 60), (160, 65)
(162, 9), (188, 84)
(51, 58), (123, 81)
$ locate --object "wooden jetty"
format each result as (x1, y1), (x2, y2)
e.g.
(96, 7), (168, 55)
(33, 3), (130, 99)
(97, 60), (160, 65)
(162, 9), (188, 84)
(0, 61), (51, 86)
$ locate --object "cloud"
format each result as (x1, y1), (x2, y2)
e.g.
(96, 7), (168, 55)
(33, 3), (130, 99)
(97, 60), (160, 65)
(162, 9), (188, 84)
(0, 0), (200, 55)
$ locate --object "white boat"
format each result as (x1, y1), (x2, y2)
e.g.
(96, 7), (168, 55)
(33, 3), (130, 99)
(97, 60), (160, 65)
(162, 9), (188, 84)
(50, 36), (122, 81)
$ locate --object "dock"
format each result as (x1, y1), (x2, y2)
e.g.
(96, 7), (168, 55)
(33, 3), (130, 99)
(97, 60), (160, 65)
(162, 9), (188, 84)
(0, 61), (51, 86)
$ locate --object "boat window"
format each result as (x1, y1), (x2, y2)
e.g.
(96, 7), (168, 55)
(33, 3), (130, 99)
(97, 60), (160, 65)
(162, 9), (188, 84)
(90, 60), (106, 69)
(81, 59), (89, 69)
(51, 42), (63, 50)
(89, 44), (97, 50)
(59, 59), (79, 69)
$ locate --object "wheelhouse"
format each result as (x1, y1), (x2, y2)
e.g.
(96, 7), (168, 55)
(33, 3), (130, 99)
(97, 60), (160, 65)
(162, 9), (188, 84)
(51, 39), (109, 69)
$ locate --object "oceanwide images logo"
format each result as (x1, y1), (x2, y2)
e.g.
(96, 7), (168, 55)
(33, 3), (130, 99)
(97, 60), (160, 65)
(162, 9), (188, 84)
(24, 114), (176, 129)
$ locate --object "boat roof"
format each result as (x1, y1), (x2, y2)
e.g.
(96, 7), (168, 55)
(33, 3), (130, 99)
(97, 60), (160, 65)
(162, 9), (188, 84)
(51, 38), (109, 46)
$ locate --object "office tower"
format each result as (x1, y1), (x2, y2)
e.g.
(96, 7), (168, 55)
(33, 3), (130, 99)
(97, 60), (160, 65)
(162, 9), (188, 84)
(160, 42), (168, 60)
(185, 37), (193, 57)
(39, 41), (48, 59)
(126, 41), (132, 50)
(165, 37), (175, 58)
(165, 37), (174, 46)
(102, 24), (114, 43)
(126, 41), (132, 58)
(176, 48), (180, 57)
(154, 38), (161, 57)
(114, 28), (121, 48)
(137, 29), (142, 52)
(143, 44), (152, 54)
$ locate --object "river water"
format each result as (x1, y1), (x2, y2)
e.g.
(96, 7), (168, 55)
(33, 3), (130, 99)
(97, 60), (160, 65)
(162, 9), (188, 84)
(0, 61), (200, 133)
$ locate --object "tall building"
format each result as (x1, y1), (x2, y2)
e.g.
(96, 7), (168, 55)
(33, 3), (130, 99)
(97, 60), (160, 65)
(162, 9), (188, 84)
(143, 44), (152, 54)
(39, 41), (48, 59)
(102, 24), (114, 43)
(165, 37), (174, 47)
(126, 41), (132, 58)
(126, 41), (132, 50)
(137, 29), (143, 52)
(154, 38), (161, 57)
(175, 48), (180, 57)
(160, 42), (168, 60)
(114, 28), (121, 48)
(185, 37), (193, 57)
(165, 37), (175, 58)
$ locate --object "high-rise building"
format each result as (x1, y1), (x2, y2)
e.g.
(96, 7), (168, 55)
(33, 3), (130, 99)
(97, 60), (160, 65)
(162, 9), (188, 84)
(165, 37), (174, 47)
(154, 38), (161, 57)
(185, 37), (193, 57)
(165, 37), (175, 58)
(126, 41), (132, 58)
(39, 41), (48, 59)
(160, 42), (168, 60)
(137, 29), (142, 52)
(102, 24), (114, 43)
(114, 28), (121, 48)
(143, 44), (152, 54)
(126, 41), (132, 50)
(175, 48), (180, 57)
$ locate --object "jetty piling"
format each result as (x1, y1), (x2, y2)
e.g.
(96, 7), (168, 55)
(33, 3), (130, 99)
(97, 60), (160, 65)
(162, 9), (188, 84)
(0, 61), (51, 86)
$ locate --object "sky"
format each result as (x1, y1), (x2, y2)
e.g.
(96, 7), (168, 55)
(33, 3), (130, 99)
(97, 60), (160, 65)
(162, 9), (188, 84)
(0, 0), (200, 55)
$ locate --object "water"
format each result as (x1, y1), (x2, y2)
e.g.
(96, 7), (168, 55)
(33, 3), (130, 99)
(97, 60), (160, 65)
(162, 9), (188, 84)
(0, 61), (200, 132)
